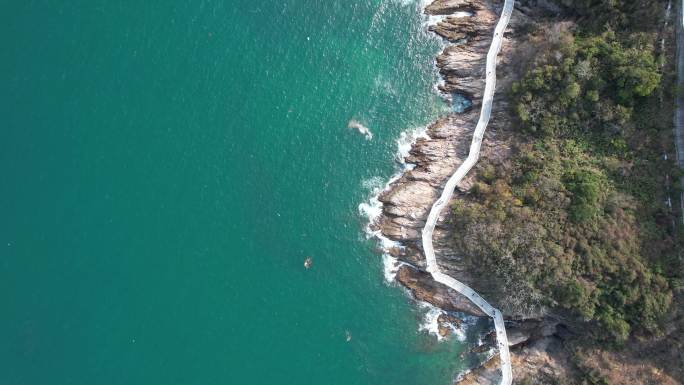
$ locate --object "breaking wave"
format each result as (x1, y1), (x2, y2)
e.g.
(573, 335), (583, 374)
(358, 125), (430, 283)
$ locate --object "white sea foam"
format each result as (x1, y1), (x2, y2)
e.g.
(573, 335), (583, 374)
(441, 320), (467, 342)
(396, 126), (429, 163)
(418, 301), (443, 338)
(424, 14), (446, 27)
(358, 125), (430, 283)
(453, 327), (467, 342)
(359, 175), (403, 248)
(455, 369), (473, 384)
(393, 0), (420, 7)
(454, 11), (474, 17)
(418, 0), (445, 27)
(382, 254), (401, 283)
(359, 176), (387, 227)
(358, 125), (429, 230)
(418, 0), (434, 9)
(417, 301), (476, 342)
(421, 3), (474, 28)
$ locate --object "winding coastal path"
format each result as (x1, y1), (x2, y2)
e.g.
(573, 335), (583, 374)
(421, 0), (514, 384)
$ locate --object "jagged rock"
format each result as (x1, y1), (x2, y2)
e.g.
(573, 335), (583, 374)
(371, 0), (553, 383)
(396, 265), (487, 317)
(455, 355), (502, 385)
(425, 0), (482, 15)
(440, 312), (463, 327)
(371, 0), (518, 314)
(379, 180), (436, 219)
(510, 336), (575, 383)
(438, 312), (464, 337)
(430, 15), (493, 42)
(431, 4), (496, 100)
(386, 246), (404, 257)
(439, 324), (450, 337)
(484, 330), (497, 346)
(437, 45), (488, 100)
(505, 319), (560, 347)
(375, 114), (476, 255)
(469, 331), (497, 354)
(507, 329), (532, 347)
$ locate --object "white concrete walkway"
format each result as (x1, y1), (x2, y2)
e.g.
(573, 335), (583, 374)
(421, 0), (514, 384)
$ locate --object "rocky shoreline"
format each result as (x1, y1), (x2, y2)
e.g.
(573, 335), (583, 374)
(367, 0), (569, 383)
(373, 0), (515, 317)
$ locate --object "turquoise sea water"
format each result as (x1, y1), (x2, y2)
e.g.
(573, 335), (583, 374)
(2, 1), (485, 384)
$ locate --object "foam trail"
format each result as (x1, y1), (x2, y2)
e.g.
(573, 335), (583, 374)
(348, 119), (373, 140)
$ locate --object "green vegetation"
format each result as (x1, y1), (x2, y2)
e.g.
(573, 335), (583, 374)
(450, 1), (681, 343)
(512, 30), (660, 137)
(557, 0), (663, 32)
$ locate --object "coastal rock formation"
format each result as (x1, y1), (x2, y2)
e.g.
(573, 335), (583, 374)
(438, 312), (464, 337)
(377, 114), (474, 266)
(369, 0), (564, 383)
(396, 265), (486, 317)
(430, 16), (494, 45)
(372, 0), (516, 315)
(440, 312), (463, 327)
(424, 0), (480, 16)
(370, 0), (683, 384)
(509, 336), (575, 382)
(458, 335), (575, 385)
(431, 3), (497, 102)
(455, 355), (502, 385)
